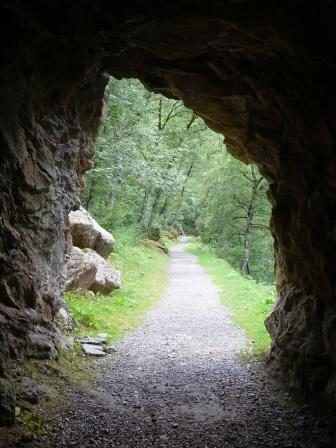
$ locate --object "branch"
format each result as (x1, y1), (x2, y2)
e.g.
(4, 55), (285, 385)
(242, 171), (254, 183)
(232, 194), (249, 212)
(186, 113), (198, 130)
(161, 101), (183, 129)
(233, 216), (248, 220)
(256, 177), (265, 191)
(138, 148), (148, 162)
(190, 125), (208, 134)
(252, 223), (270, 230)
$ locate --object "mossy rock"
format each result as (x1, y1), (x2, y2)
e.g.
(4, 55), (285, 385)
(161, 230), (178, 240)
(139, 239), (168, 254)
(147, 226), (161, 242)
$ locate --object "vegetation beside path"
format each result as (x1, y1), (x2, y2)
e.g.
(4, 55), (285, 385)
(66, 232), (275, 354)
(14, 231), (170, 440)
(66, 228), (170, 342)
(188, 239), (275, 355)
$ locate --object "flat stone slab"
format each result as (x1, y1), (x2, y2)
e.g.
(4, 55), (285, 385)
(80, 337), (107, 345)
(82, 344), (106, 357)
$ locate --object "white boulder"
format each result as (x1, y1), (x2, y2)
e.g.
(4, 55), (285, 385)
(68, 207), (115, 259)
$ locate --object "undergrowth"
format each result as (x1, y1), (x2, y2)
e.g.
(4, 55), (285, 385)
(65, 232), (170, 342)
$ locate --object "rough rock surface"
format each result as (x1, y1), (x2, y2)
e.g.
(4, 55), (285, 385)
(68, 207), (115, 259)
(19, 377), (47, 405)
(0, 0), (336, 414)
(65, 247), (120, 295)
(34, 243), (336, 447)
(26, 328), (60, 360)
(80, 337), (107, 346)
(86, 250), (121, 295)
(65, 247), (98, 292)
(54, 307), (75, 330)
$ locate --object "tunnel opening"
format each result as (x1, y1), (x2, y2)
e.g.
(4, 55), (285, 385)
(81, 76), (275, 285)
(0, 0), (336, 430)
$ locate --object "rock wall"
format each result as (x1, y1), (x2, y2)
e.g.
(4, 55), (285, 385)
(0, 2), (110, 423)
(0, 0), (336, 419)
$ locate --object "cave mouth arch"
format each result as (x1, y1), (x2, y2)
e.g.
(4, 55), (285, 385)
(1, 1), (336, 422)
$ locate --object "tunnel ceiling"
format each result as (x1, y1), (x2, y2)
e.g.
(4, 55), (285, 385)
(0, 0), (336, 422)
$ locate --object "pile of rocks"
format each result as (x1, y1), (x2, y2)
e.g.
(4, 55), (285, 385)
(65, 207), (121, 295)
(78, 334), (117, 357)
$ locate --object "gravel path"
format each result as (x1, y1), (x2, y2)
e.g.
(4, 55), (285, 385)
(36, 241), (336, 447)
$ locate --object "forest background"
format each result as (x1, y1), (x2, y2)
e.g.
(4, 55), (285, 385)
(82, 78), (274, 285)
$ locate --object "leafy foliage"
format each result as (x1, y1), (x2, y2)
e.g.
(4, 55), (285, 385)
(83, 77), (274, 283)
(191, 155), (274, 283)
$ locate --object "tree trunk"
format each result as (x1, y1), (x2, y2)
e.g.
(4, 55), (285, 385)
(147, 189), (162, 229)
(138, 189), (151, 225)
(170, 160), (195, 228)
(240, 166), (263, 275)
(241, 208), (253, 275)
(159, 196), (169, 217)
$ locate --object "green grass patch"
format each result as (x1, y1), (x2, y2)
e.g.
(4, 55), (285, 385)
(188, 239), (275, 355)
(21, 411), (46, 435)
(65, 241), (169, 342)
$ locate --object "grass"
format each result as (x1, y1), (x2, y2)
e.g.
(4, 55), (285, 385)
(21, 411), (46, 435)
(188, 239), (275, 356)
(65, 237), (170, 342)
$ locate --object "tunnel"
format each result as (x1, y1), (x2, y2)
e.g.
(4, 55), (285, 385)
(0, 0), (336, 422)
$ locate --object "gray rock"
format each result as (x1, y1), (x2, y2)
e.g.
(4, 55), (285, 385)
(82, 344), (106, 357)
(86, 249), (121, 295)
(0, 377), (15, 426)
(27, 329), (59, 360)
(65, 248), (121, 295)
(20, 377), (47, 404)
(55, 307), (74, 329)
(60, 335), (75, 351)
(68, 207), (115, 259)
(80, 336), (107, 345)
(65, 246), (97, 292)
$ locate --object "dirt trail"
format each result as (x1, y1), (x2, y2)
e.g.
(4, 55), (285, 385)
(36, 241), (335, 447)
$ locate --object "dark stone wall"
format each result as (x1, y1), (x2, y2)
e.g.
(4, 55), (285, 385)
(0, 0), (335, 421)
(0, 2), (109, 422)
